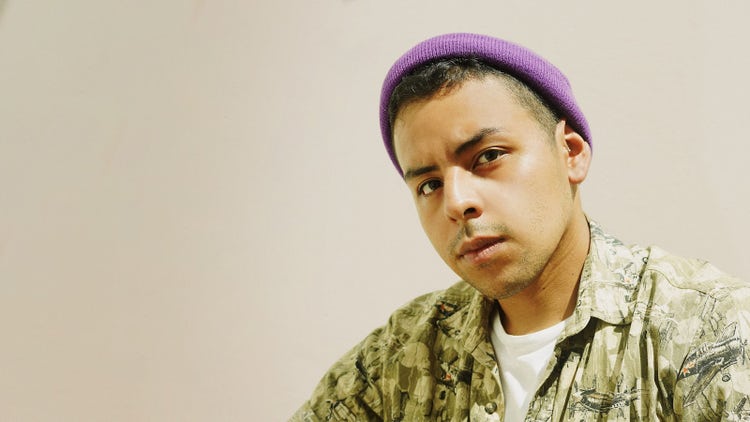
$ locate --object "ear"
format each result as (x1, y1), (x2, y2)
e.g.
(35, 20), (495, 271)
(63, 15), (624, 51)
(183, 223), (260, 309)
(557, 121), (591, 184)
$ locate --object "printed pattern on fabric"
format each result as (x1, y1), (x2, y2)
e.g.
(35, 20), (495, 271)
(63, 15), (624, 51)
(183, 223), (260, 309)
(291, 221), (750, 421)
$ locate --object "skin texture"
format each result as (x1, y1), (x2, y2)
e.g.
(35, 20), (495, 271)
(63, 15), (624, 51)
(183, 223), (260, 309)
(392, 76), (593, 334)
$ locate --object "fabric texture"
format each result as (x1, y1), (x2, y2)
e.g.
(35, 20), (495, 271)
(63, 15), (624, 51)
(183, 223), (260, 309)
(379, 33), (591, 176)
(291, 221), (750, 421)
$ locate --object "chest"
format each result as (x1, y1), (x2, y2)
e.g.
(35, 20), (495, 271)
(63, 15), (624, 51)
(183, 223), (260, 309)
(380, 321), (679, 421)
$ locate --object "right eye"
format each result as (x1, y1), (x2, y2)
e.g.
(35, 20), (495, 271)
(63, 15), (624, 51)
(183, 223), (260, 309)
(417, 179), (443, 196)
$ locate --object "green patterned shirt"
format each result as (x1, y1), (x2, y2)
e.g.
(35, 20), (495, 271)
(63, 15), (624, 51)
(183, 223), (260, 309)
(292, 221), (750, 421)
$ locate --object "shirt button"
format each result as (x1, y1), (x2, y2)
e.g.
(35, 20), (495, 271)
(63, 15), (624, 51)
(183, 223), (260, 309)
(485, 402), (497, 414)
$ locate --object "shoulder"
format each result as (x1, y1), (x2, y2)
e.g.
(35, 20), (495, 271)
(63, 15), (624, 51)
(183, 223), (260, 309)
(386, 280), (479, 321)
(376, 280), (481, 344)
(634, 245), (749, 329)
(339, 280), (485, 380)
(638, 246), (750, 316)
(587, 219), (747, 306)
(643, 246), (747, 294)
(294, 281), (484, 420)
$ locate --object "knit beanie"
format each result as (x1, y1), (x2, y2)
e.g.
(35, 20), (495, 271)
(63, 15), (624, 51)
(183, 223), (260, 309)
(379, 33), (591, 176)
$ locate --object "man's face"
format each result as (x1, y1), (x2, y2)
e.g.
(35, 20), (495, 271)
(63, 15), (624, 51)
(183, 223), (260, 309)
(392, 77), (583, 300)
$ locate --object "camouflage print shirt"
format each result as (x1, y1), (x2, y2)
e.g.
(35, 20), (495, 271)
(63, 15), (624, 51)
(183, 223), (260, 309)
(291, 221), (750, 421)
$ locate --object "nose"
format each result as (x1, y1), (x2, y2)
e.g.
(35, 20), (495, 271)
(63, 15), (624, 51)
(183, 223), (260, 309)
(443, 168), (483, 222)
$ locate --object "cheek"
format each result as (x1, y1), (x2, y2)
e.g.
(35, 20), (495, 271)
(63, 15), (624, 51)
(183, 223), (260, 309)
(496, 171), (568, 232)
(517, 154), (570, 203)
(525, 176), (574, 237)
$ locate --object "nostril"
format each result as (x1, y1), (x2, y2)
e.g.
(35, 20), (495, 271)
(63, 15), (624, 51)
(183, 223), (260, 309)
(464, 207), (477, 217)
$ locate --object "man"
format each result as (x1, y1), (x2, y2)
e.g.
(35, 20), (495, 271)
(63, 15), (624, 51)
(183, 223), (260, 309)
(292, 33), (750, 421)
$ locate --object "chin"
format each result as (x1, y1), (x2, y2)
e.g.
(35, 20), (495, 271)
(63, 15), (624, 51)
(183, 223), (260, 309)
(467, 273), (537, 300)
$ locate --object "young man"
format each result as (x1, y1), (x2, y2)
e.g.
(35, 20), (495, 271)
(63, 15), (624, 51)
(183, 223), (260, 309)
(292, 33), (750, 421)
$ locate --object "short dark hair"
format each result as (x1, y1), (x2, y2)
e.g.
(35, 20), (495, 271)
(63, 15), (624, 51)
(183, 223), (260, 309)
(388, 57), (561, 138)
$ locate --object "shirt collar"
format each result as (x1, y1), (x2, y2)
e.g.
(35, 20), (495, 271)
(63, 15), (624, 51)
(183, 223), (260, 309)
(433, 283), (497, 369)
(564, 219), (648, 338)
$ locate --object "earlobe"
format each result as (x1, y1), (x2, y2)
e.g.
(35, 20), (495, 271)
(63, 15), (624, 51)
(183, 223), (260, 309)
(562, 123), (591, 184)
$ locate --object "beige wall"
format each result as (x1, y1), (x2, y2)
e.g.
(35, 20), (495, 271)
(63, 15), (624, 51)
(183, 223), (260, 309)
(1, 1), (748, 420)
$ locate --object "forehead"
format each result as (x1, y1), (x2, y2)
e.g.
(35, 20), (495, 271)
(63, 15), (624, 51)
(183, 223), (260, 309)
(392, 77), (535, 163)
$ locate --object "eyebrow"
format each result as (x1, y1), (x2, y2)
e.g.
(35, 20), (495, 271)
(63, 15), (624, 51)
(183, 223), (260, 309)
(403, 164), (439, 182)
(454, 127), (501, 156)
(402, 127), (503, 181)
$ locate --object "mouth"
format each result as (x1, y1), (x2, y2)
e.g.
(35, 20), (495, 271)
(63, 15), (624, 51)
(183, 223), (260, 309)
(457, 237), (505, 264)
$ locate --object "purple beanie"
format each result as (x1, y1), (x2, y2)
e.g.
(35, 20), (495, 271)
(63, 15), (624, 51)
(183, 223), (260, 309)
(379, 33), (591, 176)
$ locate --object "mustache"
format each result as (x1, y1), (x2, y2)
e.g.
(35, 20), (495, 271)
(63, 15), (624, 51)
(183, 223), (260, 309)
(448, 222), (511, 253)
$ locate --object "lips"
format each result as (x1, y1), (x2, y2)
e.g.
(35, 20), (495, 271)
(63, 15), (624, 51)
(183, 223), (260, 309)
(457, 237), (505, 264)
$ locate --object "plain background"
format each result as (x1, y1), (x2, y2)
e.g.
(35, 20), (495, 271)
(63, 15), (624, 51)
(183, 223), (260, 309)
(1, 1), (749, 420)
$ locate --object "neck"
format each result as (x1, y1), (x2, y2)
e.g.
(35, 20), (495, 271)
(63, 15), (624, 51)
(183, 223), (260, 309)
(498, 211), (590, 335)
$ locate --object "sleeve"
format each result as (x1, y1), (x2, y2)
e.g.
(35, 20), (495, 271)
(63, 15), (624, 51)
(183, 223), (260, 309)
(289, 327), (388, 422)
(674, 286), (750, 421)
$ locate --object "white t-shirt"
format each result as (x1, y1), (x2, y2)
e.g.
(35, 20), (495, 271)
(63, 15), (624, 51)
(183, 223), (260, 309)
(490, 310), (567, 421)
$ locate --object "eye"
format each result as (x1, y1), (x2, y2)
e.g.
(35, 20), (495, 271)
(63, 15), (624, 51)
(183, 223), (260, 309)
(417, 179), (443, 196)
(474, 148), (505, 167)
